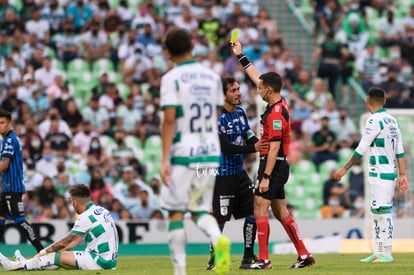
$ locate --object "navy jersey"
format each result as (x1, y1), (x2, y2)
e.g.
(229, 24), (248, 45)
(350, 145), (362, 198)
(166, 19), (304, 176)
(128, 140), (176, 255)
(218, 106), (256, 176)
(1, 130), (25, 193)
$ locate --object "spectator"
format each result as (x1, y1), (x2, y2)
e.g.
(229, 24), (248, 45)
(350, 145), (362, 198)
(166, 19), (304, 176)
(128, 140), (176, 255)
(377, 10), (403, 50)
(312, 31), (343, 99)
(318, 0), (343, 36)
(138, 104), (160, 144)
(73, 120), (98, 155)
(225, 2), (243, 31)
(2, 54), (21, 86)
(213, 0), (234, 24)
(322, 169), (349, 207)
(65, 0), (94, 33)
(82, 21), (109, 65)
(61, 99), (83, 134)
(173, 6), (198, 32)
(109, 198), (123, 220)
(379, 64), (412, 108)
(130, 190), (156, 220)
(34, 56), (61, 88)
(91, 71), (110, 97)
(320, 195), (348, 219)
(356, 42), (382, 92)
(136, 23), (156, 49)
(347, 160), (364, 203)
(121, 47), (153, 85)
(336, 13), (369, 58)
(117, 29), (142, 66)
(20, 33), (42, 62)
(25, 8), (50, 43)
(21, 119), (43, 161)
(309, 116), (339, 169)
(117, 0), (134, 24)
(89, 167), (113, 205)
(41, 0), (65, 36)
(44, 117), (72, 156)
(46, 74), (66, 106)
(65, 145), (89, 177)
(17, 73), (36, 102)
(301, 110), (321, 146)
(107, 130), (134, 171)
(81, 95), (111, 135)
(330, 107), (358, 149)
(54, 165), (75, 198)
(198, 3), (221, 46)
(0, 8), (23, 37)
(253, 7), (278, 40)
(85, 136), (108, 171)
(38, 108), (72, 139)
(116, 94), (142, 135)
(130, 2), (157, 34)
(236, 15), (259, 46)
(319, 99), (339, 121)
(0, 84), (24, 116)
(305, 78), (333, 110)
(36, 176), (58, 208)
(128, 158), (147, 181)
(55, 23), (80, 66)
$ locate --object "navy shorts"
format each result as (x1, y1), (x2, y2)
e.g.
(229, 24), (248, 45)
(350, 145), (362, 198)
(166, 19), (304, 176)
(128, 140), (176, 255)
(212, 171), (254, 223)
(0, 192), (25, 219)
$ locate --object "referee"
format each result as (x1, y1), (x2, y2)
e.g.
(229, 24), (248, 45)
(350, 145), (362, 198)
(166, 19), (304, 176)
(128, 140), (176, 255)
(206, 76), (268, 270)
(0, 109), (43, 252)
(231, 40), (315, 269)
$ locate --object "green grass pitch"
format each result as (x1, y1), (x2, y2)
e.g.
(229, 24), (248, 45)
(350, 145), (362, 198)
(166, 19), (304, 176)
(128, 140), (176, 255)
(2, 254), (414, 274)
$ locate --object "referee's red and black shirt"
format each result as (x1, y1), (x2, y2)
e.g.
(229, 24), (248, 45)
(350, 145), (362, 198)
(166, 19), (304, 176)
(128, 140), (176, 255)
(259, 96), (291, 157)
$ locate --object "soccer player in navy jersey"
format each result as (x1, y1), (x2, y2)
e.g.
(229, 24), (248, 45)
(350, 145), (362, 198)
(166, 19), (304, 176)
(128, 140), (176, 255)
(206, 76), (268, 270)
(0, 109), (43, 252)
(231, 40), (315, 269)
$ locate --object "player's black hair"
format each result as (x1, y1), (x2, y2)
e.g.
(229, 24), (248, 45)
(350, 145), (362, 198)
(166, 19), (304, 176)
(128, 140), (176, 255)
(259, 72), (283, 93)
(69, 184), (91, 198)
(367, 87), (385, 104)
(221, 76), (237, 95)
(163, 28), (192, 57)
(0, 109), (12, 121)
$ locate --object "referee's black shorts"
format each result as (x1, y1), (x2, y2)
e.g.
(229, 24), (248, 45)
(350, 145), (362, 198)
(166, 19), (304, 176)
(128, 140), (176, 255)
(0, 192), (25, 219)
(255, 155), (290, 201)
(212, 171), (254, 224)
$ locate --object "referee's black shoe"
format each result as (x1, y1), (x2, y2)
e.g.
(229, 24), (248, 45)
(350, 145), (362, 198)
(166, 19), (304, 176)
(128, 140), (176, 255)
(289, 255), (315, 269)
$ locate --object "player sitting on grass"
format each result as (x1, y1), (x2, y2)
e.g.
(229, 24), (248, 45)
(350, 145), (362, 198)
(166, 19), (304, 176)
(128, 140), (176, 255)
(0, 184), (119, 271)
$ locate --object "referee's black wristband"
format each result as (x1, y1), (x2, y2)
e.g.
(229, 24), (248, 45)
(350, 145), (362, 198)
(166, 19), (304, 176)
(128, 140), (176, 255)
(237, 53), (251, 69)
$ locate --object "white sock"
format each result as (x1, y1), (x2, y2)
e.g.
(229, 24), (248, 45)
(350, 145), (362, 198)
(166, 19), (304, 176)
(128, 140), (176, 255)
(7, 259), (24, 270)
(383, 213), (393, 258)
(168, 224), (186, 271)
(373, 214), (384, 256)
(25, 253), (55, 270)
(196, 214), (221, 246)
(174, 266), (187, 275)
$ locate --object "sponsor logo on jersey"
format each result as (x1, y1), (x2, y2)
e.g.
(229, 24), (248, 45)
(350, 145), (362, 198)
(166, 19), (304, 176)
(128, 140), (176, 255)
(273, 120), (282, 130)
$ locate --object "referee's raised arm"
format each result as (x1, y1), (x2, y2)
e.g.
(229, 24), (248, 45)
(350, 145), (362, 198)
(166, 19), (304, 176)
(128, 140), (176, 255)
(230, 40), (261, 87)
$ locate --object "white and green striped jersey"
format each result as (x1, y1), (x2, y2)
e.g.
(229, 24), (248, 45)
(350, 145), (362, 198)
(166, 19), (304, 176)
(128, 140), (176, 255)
(160, 60), (224, 168)
(354, 108), (404, 180)
(71, 203), (119, 269)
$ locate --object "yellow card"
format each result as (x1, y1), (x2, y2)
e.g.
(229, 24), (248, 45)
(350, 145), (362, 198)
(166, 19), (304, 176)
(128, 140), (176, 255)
(230, 29), (239, 43)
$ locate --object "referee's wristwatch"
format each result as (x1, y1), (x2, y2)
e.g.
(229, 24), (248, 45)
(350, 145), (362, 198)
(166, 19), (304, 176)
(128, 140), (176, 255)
(263, 173), (272, 180)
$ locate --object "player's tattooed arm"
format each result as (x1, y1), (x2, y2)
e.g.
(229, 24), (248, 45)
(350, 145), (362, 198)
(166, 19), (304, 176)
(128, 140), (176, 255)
(49, 232), (83, 252)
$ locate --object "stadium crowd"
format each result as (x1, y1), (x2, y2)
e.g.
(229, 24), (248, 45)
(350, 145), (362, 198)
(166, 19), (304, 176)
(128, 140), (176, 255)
(0, 0), (412, 222)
